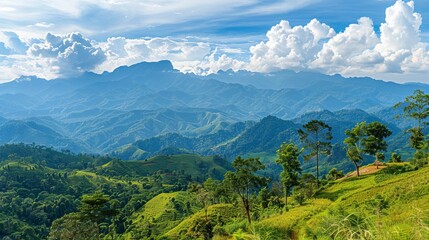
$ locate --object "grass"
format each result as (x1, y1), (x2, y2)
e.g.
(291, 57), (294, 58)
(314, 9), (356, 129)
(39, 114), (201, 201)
(303, 164), (429, 239)
(164, 203), (239, 239)
(257, 199), (332, 235)
(130, 191), (198, 237)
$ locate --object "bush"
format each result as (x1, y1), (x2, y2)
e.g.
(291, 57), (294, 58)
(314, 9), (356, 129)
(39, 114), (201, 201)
(380, 164), (414, 175)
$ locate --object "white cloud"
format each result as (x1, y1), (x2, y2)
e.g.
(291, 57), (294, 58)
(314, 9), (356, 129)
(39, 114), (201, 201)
(27, 32), (105, 77)
(177, 48), (246, 75)
(310, 17), (382, 74)
(0, 31), (28, 54)
(96, 37), (212, 73)
(0, 0), (429, 83)
(247, 0), (429, 80)
(249, 19), (335, 72)
(0, 0), (322, 39)
(374, 0), (429, 74)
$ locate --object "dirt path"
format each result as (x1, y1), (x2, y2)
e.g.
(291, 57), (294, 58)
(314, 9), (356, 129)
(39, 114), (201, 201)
(344, 165), (387, 178)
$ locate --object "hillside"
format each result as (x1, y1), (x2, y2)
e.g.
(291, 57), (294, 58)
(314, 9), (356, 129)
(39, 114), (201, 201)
(164, 163), (429, 239)
(0, 144), (235, 240)
(118, 109), (404, 162)
(97, 154), (233, 181)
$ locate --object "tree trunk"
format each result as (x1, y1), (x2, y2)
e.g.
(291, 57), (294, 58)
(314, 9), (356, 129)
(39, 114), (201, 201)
(354, 162), (360, 177)
(375, 154), (379, 169)
(316, 151), (319, 187)
(241, 197), (251, 224)
(284, 183), (289, 212)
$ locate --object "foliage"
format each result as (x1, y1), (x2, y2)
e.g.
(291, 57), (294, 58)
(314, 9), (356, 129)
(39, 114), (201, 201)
(344, 122), (391, 176)
(48, 213), (97, 240)
(326, 168), (344, 181)
(394, 89), (429, 130)
(389, 152), (402, 163)
(298, 120), (332, 182)
(224, 156), (268, 223)
(293, 173), (318, 205)
(275, 141), (302, 211)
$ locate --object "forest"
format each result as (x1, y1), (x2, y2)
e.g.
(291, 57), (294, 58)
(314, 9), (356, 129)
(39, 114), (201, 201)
(0, 90), (428, 240)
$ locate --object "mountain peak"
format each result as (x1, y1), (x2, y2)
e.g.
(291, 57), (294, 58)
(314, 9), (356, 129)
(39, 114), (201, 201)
(114, 60), (175, 74)
(12, 75), (47, 84)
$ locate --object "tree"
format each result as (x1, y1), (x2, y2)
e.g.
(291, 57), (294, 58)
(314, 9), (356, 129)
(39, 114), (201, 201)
(196, 188), (210, 221)
(408, 127), (425, 150)
(293, 173), (317, 205)
(223, 156), (267, 223)
(344, 122), (391, 176)
(326, 168), (344, 181)
(275, 142), (302, 211)
(298, 120), (332, 184)
(375, 152), (385, 169)
(79, 192), (118, 240)
(395, 90), (429, 149)
(389, 152), (402, 163)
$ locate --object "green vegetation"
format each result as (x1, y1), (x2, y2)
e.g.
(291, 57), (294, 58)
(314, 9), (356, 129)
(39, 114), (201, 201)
(344, 122), (392, 176)
(276, 141), (302, 211)
(298, 120), (333, 183)
(1, 92), (429, 239)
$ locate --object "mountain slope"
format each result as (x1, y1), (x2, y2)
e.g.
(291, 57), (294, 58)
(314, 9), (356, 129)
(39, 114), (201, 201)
(119, 109), (401, 160)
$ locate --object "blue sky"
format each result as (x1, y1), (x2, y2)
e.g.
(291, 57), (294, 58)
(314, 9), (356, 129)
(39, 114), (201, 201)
(0, 0), (428, 83)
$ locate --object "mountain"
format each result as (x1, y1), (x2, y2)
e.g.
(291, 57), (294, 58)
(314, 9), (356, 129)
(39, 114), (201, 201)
(0, 60), (425, 153)
(117, 109), (403, 161)
(0, 119), (88, 153)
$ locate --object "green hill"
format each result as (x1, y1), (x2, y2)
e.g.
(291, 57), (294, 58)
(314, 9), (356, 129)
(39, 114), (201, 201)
(253, 164), (429, 239)
(97, 154), (233, 181)
(158, 164), (428, 239)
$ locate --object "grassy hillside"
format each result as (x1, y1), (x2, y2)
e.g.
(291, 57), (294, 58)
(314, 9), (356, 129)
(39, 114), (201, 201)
(161, 164), (429, 239)
(256, 164), (428, 239)
(127, 191), (197, 238)
(97, 154), (233, 181)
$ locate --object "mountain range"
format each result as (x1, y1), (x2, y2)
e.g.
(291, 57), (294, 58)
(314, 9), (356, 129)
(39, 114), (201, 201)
(0, 60), (423, 154)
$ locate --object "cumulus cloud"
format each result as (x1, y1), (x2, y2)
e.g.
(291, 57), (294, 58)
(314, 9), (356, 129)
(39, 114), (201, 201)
(28, 32), (106, 76)
(0, 0), (429, 83)
(97, 37), (211, 72)
(0, 31), (28, 54)
(248, 0), (429, 79)
(177, 48), (246, 75)
(311, 17), (382, 74)
(249, 19), (335, 72)
(374, 0), (428, 74)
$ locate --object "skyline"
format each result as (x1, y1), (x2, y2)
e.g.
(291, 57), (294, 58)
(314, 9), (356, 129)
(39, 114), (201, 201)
(0, 0), (428, 83)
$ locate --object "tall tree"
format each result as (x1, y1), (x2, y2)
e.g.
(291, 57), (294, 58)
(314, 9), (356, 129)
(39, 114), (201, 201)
(395, 89), (429, 149)
(275, 142), (302, 211)
(344, 122), (391, 176)
(223, 156), (267, 223)
(298, 120), (332, 184)
(79, 192), (118, 240)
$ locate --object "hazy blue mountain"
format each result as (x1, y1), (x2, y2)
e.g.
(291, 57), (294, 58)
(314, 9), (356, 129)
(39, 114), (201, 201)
(1, 60), (426, 120)
(0, 118), (87, 152)
(0, 60), (425, 153)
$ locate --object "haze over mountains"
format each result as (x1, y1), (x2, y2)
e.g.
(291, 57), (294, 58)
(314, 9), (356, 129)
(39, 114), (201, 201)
(0, 60), (424, 154)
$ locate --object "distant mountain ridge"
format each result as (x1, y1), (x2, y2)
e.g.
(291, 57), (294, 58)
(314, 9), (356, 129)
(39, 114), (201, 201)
(0, 60), (424, 153)
(115, 109), (403, 160)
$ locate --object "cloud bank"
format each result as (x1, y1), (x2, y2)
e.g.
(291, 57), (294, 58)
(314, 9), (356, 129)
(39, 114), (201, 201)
(0, 0), (428, 83)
